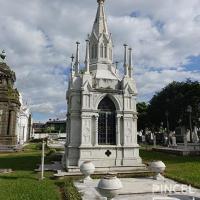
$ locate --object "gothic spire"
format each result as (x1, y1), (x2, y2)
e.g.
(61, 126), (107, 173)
(70, 54), (75, 77)
(92, 0), (108, 37)
(85, 39), (90, 74)
(89, 0), (113, 67)
(128, 48), (133, 78)
(74, 42), (80, 76)
(123, 44), (129, 77)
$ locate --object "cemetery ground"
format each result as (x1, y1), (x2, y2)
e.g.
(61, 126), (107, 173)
(0, 144), (200, 200)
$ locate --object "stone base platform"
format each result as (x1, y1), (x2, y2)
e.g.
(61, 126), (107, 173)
(62, 164), (149, 178)
(74, 177), (200, 200)
(67, 164), (147, 173)
(36, 161), (150, 178)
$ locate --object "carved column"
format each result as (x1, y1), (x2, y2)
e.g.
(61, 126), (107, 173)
(0, 109), (3, 136)
(94, 115), (99, 146)
(8, 111), (14, 136)
(12, 111), (17, 136)
(116, 114), (121, 146)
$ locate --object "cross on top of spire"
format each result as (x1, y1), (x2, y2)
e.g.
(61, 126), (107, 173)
(97, 0), (105, 4)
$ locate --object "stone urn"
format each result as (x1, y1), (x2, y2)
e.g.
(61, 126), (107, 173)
(80, 161), (95, 181)
(148, 160), (166, 180)
(97, 173), (123, 200)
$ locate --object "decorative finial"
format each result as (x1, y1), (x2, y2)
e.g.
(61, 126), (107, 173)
(115, 61), (119, 68)
(123, 44), (129, 77)
(115, 61), (119, 73)
(128, 48), (133, 78)
(71, 54), (74, 63)
(70, 54), (75, 77)
(97, 0), (105, 4)
(75, 42), (80, 75)
(85, 39), (90, 74)
(0, 50), (6, 61)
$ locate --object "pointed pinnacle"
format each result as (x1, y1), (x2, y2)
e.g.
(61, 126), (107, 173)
(97, 0), (105, 4)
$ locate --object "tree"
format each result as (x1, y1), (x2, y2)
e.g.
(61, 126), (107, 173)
(137, 102), (149, 131)
(147, 80), (200, 130)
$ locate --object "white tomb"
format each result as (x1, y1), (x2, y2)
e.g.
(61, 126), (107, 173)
(63, 0), (144, 172)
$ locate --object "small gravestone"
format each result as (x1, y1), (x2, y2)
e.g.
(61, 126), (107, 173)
(0, 169), (13, 174)
(175, 126), (186, 143)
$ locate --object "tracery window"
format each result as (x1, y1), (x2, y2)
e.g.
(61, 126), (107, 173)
(94, 44), (97, 58)
(104, 45), (107, 58)
(109, 48), (112, 60)
(91, 45), (95, 59)
(98, 97), (116, 145)
(100, 44), (104, 58)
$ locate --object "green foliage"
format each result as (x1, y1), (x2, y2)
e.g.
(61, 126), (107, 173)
(64, 178), (82, 200)
(43, 122), (66, 133)
(147, 80), (200, 130)
(29, 138), (44, 143)
(7, 86), (20, 102)
(45, 149), (62, 162)
(137, 102), (149, 130)
(44, 126), (55, 133)
(46, 148), (57, 156)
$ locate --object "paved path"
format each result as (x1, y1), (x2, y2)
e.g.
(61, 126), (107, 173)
(74, 177), (200, 200)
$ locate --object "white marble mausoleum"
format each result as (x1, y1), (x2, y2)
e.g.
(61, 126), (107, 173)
(63, 0), (144, 171)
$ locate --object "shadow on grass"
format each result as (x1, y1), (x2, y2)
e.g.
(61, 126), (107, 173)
(0, 173), (39, 181)
(0, 154), (41, 171)
(0, 176), (18, 180)
(54, 181), (65, 200)
(54, 178), (82, 200)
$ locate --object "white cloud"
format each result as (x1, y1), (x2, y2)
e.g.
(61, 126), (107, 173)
(31, 103), (55, 114)
(0, 0), (200, 120)
(136, 69), (200, 101)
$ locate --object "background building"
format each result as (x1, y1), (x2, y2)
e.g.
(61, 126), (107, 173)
(32, 122), (45, 134)
(16, 94), (32, 145)
(0, 50), (21, 147)
(32, 119), (66, 139)
(44, 119), (66, 134)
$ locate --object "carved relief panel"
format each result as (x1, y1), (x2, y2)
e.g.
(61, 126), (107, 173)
(82, 118), (91, 145)
(82, 94), (90, 108)
(124, 118), (133, 145)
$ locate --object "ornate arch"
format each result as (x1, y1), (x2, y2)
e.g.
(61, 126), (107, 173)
(95, 94), (121, 111)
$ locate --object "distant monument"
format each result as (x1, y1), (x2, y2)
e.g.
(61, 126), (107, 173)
(0, 50), (21, 147)
(63, 0), (144, 171)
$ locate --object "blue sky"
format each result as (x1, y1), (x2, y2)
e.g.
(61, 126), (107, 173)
(184, 56), (200, 72)
(0, 0), (199, 122)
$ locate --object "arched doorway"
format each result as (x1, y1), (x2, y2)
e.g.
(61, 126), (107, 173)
(98, 96), (116, 145)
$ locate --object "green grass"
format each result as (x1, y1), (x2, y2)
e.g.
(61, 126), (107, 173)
(140, 149), (200, 188)
(0, 143), (80, 200)
(1, 144), (200, 199)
